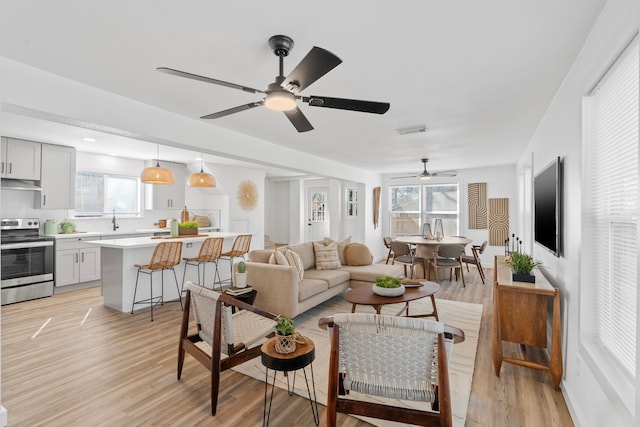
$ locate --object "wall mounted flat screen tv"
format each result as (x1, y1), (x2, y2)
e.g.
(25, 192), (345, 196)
(534, 157), (562, 257)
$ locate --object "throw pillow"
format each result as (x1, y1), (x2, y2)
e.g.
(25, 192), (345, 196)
(323, 235), (351, 265)
(269, 250), (289, 265)
(313, 241), (342, 270)
(285, 250), (304, 281)
(344, 243), (373, 266)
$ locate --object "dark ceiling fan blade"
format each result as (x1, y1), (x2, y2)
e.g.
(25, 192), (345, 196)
(281, 47), (342, 93)
(391, 175), (419, 179)
(303, 96), (390, 114)
(200, 101), (264, 119)
(157, 67), (265, 94)
(283, 108), (314, 132)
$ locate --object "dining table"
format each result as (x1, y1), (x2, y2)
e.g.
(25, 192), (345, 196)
(393, 235), (472, 280)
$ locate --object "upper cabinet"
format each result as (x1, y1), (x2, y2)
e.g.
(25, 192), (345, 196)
(144, 160), (186, 210)
(36, 144), (76, 209)
(1, 137), (42, 180)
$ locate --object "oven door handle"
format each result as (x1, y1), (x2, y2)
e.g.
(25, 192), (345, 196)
(0, 241), (54, 250)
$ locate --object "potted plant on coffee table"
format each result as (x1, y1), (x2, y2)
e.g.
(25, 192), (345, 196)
(178, 220), (199, 236)
(506, 252), (541, 283)
(274, 315), (297, 354)
(373, 275), (405, 297)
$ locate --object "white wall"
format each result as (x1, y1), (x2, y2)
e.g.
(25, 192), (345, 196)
(518, 0), (639, 425)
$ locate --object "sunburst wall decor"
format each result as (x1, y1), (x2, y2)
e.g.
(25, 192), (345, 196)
(237, 180), (258, 211)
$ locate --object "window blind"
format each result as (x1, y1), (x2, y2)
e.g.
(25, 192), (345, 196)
(583, 36), (638, 378)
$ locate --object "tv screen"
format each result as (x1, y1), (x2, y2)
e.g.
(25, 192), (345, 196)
(534, 157), (562, 256)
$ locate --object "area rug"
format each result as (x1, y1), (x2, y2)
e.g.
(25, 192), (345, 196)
(232, 294), (483, 426)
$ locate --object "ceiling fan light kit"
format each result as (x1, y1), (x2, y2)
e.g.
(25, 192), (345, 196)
(391, 158), (457, 180)
(157, 34), (390, 132)
(140, 144), (176, 184)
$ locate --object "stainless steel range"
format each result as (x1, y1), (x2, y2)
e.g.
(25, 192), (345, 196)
(1, 218), (54, 305)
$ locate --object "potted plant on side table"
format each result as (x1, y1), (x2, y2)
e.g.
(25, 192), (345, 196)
(274, 315), (298, 354)
(235, 261), (248, 288)
(506, 252), (541, 283)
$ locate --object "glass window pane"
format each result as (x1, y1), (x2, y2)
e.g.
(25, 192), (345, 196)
(425, 185), (458, 212)
(107, 176), (138, 215)
(74, 172), (139, 217)
(390, 213), (420, 236)
(390, 186), (420, 212)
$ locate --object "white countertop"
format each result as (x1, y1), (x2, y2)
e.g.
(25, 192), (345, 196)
(47, 227), (219, 239)
(87, 232), (241, 248)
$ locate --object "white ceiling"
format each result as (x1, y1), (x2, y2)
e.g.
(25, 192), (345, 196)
(0, 1), (606, 177)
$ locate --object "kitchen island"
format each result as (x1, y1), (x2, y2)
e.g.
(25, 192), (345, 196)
(88, 232), (242, 313)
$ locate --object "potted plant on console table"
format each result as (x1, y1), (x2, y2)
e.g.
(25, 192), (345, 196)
(506, 252), (541, 283)
(178, 220), (199, 236)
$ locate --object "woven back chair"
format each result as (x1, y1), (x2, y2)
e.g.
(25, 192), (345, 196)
(178, 282), (277, 416)
(219, 234), (252, 285)
(132, 241), (183, 321)
(429, 244), (466, 287)
(181, 237), (224, 293)
(461, 241), (487, 284)
(321, 313), (462, 427)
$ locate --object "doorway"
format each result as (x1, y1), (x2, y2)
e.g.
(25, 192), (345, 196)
(306, 187), (329, 242)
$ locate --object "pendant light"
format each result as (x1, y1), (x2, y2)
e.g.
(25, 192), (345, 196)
(140, 144), (175, 184)
(188, 154), (216, 188)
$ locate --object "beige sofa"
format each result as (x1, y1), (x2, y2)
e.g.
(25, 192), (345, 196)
(244, 241), (404, 318)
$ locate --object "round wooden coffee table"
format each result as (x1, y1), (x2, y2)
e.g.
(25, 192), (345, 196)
(344, 281), (441, 320)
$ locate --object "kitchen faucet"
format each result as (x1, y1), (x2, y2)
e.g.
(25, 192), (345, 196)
(112, 209), (119, 231)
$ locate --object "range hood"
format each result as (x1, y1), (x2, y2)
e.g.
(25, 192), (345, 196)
(1, 179), (42, 191)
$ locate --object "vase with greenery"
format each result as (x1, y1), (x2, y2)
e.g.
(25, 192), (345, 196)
(372, 275), (405, 297)
(506, 252), (541, 283)
(274, 316), (297, 354)
(178, 220), (199, 236)
(235, 261), (248, 288)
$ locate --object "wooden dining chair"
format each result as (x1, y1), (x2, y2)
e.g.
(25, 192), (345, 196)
(383, 236), (394, 264)
(389, 241), (424, 279)
(320, 313), (463, 427)
(132, 241), (183, 321)
(429, 244), (466, 287)
(178, 282), (277, 415)
(461, 241), (487, 284)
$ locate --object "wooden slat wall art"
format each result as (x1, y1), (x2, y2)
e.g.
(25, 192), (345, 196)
(468, 183), (487, 229)
(373, 186), (381, 229)
(489, 198), (509, 245)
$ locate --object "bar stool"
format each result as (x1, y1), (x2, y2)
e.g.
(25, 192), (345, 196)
(219, 234), (252, 286)
(132, 241), (183, 321)
(181, 236), (224, 293)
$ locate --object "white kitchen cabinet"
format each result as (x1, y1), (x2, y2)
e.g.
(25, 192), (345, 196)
(55, 237), (101, 287)
(144, 160), (186, 210)
(1, 137), (42, 180)
(36, 144), (76, 209)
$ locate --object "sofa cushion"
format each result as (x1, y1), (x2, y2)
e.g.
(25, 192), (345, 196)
(298, 278), (329, 301)
(269, 251), (289, 266)
(313, 241), (342, 270)
(285, 250), (304, 281)
(303, 268), (351, 288)
(339, 264), (404, 282)
(344, 243), (373, 266)
(283, 242), (315, 270)
(323, 236), (351, 265)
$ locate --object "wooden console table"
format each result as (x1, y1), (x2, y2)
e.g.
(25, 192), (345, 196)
(492, 255), (562, 390)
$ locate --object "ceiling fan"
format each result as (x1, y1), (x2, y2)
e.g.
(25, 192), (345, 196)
(157, 35), (390, 133)
(392, 158), (457, 180)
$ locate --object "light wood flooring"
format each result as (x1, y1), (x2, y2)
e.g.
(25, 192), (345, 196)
(1, 267), (573, 426)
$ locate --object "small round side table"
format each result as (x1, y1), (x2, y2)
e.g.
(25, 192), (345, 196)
(260, 336), (319, 427)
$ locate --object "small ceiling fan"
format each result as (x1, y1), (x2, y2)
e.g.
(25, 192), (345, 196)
(392, 158), (457, 180)
(157, 35), (390, 133)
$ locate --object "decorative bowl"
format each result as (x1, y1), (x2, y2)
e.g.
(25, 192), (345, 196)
(372, 284), (406, 297)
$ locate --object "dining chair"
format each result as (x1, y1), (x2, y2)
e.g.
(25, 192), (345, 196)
(462, 241), (487, 284)
(389, 241), (425, 279)
(429, 244), (466, 287)
(132, 241), (183, 321)
(219, 234), (252, 286)
(320, 313), (464, 427)
(178, 282), (277, 415)
(181, 236), (224, 293)
(383, 236), (394, 264)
